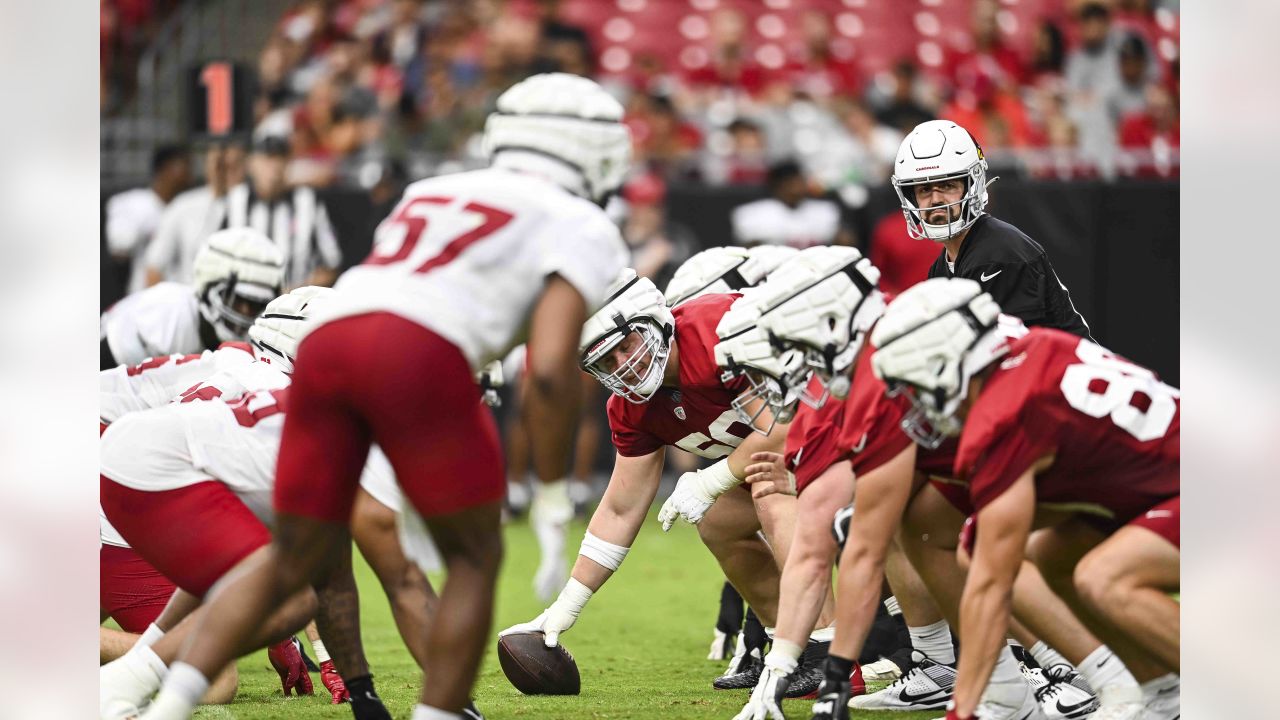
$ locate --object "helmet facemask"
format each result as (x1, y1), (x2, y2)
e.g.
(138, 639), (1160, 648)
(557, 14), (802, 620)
(201, 275), (276, 343)
(721, 351), (803, 436)
(581, 318), (672, 404)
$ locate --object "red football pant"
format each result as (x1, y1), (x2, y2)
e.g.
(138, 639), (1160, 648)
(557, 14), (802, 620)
(100, 476), (272, 597)
(274, 313), (505, 525)
(100, 545), (177, 633)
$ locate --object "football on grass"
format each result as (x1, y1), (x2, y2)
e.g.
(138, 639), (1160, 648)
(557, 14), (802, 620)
(496, 632), (581, 695)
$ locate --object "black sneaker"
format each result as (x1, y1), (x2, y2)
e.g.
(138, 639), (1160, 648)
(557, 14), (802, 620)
(784, 639), (831, 698)
(713, 649), (764, 690)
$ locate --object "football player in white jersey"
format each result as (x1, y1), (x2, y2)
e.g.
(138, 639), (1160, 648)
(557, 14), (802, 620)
(135, 72), (631, 720)
(100, 289), (444, 720)
(100, 226), (285, 368)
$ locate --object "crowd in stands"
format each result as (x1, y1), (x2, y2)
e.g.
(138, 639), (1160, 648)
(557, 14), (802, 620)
(104, 0), (1179, 190)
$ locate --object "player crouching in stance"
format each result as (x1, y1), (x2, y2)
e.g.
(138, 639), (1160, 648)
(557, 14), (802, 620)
(869, 279), (1180, 720)
(715, 246), (883, 720)
(503, 266), (840, 696)
(722, 253), (1118, 720)
(101, 227), (284, 368)
(98, 288), (378, 716)
(664, 245), (799, 673)
(127, 72), (631, 720)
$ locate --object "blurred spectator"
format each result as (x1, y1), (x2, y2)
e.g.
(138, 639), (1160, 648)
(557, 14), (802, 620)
(144, 138), (246, 287)
(627, 93), (704, 181)
(619, 174), (696, 291)
(868, 212), (938, 296)
(105, 144), (192, 295)
(681, 8), (767, 98)
(783, 11), (861, 102)
(532, 0), (593, 75)
(944, 0), (1028, 91)
(1029, 20), (1068, 86)
(1064, 1), (1159, 171)
(829, 100), (903, 186)
(940, 68), (1033, 150)
(872, 61), (936, 136)
(224, 136), (343, 288)
(731, 160), (851, 249)
(1106, 34), (1155, 122)
(1119, 83), (1179, 178)
(720, 118), (770, 186)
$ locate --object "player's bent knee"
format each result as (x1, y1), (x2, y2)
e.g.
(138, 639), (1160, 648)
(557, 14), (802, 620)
(1072, 550), (1127, 609)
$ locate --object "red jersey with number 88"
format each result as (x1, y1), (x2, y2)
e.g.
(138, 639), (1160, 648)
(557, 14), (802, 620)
(317, 168), (628, 372)
(608, 294), (753, 460)
(956, 329), (1179, 525)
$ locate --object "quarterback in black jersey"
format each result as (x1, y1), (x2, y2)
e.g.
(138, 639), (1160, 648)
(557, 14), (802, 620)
(891, 120), (1091, 339)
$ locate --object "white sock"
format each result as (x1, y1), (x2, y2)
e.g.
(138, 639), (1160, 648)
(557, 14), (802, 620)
(124, 644), (169, 682)
(982, 646), (1029, 706)
(138, 623), (166, 648)
(908, 620), (955, 665)
(147, 662), (209, 718)
(764, 626), (776, 640)
(412, 704), (463, 720)
(1028, 641), (1071, 672)
(1078, 646), (1139, 694)
(884, 596), (902, 616)
(311, 638), (331, 663)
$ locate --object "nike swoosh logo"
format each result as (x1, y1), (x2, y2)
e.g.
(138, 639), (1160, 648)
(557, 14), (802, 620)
(980, 270), (1002, 282)
(898, 688), (948, 704)
(1056, 698), (1098, 715)
(1095, 654), (1112, 669)
(850, 433), (868, 453)
(1146, 510), (1172, 519)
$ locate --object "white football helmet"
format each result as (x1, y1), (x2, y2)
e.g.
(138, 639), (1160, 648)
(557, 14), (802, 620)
(663, 245), (799, 307)
(891, 120), (991, 241)
(247, 286), (335, 373)
(580, 269), (675, 403)
(193, 227), (286, 343)
(716, 244), (885, 425)
(870, 278), (1018, 449)
(481, 73), (632, 204)
(743, 245), (885, 409)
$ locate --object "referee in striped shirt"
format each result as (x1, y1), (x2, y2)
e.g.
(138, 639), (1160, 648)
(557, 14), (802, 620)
(223, 135), (342, 288)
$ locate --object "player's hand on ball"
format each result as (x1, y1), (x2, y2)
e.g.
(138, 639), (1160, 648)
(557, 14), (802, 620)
(733, 654), (794, 720)
(499, 606), (577, 648)
(743, 452), (796, 498)
(318, 660), (349, 704)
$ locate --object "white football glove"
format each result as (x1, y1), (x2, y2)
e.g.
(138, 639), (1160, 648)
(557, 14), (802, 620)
(498, 578), (592, 648)
(530, 480), (573, 602)
(732, 650), (797, 720)
(658, 459), (740, 531)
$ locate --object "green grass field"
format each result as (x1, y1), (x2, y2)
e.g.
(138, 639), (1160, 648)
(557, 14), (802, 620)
(192, 512), (938, 720)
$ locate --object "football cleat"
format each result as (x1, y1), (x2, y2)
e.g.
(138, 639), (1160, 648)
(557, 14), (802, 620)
(715, 648), (765, 690)
(851, 650), (955, 711)
(810, 658), (867, 719)
(1140, 674), (1179, 720)
(784, 639), (834, 698)
(1088, 682), (1147, 720)
(1023, 664), (1098, 720)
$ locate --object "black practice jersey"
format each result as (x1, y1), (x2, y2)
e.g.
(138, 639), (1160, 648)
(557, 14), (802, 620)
(928, 214), (1091, 339)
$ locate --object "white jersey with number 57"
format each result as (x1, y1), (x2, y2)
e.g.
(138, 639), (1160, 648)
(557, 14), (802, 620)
(322, 168), (629, 371)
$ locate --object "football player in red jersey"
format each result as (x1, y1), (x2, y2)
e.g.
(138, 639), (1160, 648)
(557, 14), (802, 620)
(726, 253), (1134, 720)
(502, 268), (840, 697)
(870, 278), (1180, 720)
